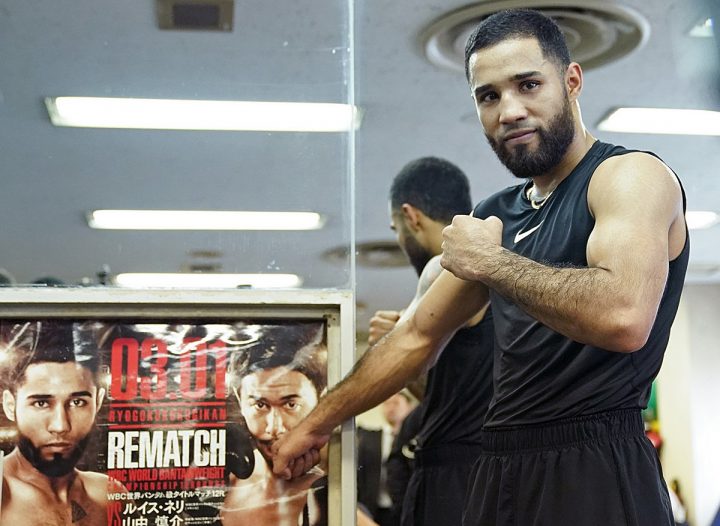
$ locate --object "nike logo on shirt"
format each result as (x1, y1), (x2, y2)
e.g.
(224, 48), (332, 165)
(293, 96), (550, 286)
(514, 222), (543, 243)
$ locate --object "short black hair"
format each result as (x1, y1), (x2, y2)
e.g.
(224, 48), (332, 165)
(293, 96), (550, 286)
(389, 157), (472, 224)
(229, 323), (327, 396)
(0, 320), (101, 392)
(464, 9), (571, 82)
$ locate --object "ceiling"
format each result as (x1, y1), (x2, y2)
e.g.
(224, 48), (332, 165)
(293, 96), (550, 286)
(0, 0), (718, 334)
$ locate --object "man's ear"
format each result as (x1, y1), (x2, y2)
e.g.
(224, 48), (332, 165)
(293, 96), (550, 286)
(401, 204), (424, 232)
(3, 390), (16, 422)
(565, 62), (583, 101)
(95, 387), (106, 414)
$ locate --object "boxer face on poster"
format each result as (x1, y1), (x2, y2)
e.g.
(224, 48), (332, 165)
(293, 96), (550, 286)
(223, 325), (328, 526)
(2, 360), (105, 477)
(0, 321), (127, 526)
(237, 366), (319, 465)
(229, 325), (327, 466)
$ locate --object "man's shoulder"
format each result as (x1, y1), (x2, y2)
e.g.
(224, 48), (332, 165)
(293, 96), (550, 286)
(78, 469), (134, 503)
(77, 469), (108, 482)
(76, 470), (119, 498)
(596, 149), (668, 170)
(592, 149), (680, 192)
(589, 140), (673, 178)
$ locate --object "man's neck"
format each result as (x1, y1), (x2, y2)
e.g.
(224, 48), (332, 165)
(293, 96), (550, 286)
(8, 448), (77, 499)
(427, 222), (446, 258)
(532, 127), (596, 196)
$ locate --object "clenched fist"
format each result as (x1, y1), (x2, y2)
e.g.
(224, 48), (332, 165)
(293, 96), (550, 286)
(441, 215), (503, 281)
(368, 310), (401, 346)
(271, 423), (330, 480)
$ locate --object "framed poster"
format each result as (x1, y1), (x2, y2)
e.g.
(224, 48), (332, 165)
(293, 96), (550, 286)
(0, 288), (355, 526)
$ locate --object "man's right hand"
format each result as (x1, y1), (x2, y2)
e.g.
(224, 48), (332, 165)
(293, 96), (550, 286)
(368, 310), (401, 345)
(271, 422), (331, 480)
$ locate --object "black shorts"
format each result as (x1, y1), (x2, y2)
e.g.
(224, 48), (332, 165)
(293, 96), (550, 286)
(462, 409), (673, 526)
(401, 444), (481, 526)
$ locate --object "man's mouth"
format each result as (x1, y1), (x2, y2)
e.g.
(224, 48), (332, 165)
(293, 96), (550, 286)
(42, 442), (73, 453)
(503, 129), (536, 145)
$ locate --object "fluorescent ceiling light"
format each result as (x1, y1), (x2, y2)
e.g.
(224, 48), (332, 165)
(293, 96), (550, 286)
(689, 17), (713, 38)
(45, 97), (360, 132)
(686, 211), (719, 230)
(597, 108), (720, 135)
(115, 273), (302, 289)
(87, 210), (325, 230)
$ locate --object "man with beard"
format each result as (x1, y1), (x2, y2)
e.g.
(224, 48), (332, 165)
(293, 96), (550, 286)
(272, 8), (688, 526)
(222, 324), (327, 526)
(365, 157), (493, 526)
(0, 321), (124, 526)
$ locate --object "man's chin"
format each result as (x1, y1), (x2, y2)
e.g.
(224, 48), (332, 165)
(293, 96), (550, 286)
(256, 441), (275, 466)
(17, 435), (89, 477)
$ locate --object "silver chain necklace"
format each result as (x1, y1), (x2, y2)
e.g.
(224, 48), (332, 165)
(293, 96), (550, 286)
(526, 184), (555, 209)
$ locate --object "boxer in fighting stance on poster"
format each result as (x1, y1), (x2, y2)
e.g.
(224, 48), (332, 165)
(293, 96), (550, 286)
(272, 9), (688, 526)
(0, 321), (125, 526)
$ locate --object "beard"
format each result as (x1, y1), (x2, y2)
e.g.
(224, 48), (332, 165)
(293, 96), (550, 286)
(486, 97), (575, 179)
(17, 434), (90, 477)
(402, 233), (433, 276)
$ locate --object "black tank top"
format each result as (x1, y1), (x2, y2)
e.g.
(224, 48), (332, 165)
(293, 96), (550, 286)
(416, 311), (494, 447)
(472, 140), (689, 427)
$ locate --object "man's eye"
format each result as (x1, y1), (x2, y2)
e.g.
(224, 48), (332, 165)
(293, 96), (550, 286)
(285, 400), (298, 409)
(521, 80), (540, 90)
(70, 399), (88, 407)
(478, 92), (498, 103)
(254, 401), (267, 410)
(33, 400), (49, 408)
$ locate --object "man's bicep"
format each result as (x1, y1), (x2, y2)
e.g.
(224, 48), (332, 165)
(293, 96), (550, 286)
(587, 154), (681, 304)
(587, 213), (668, 286)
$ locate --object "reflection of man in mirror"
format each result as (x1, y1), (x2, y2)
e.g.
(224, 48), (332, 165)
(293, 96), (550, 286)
(222, 324), (328, 526)
(0, 321), (124, 526)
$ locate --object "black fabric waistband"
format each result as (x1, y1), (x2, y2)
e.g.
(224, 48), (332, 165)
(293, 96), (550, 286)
(415, 443), (483, 467)
(479, 409), (645, 454)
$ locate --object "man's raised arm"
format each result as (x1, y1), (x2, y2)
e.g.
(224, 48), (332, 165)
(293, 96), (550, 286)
(271, 269), (489, 479)
(441, 153), (686, 352)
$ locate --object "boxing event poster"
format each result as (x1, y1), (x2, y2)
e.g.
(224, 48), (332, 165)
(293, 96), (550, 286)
(0, 319), (328, 526)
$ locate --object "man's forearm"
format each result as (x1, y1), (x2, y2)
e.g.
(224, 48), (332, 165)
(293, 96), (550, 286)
(304, 270), (488, 434)
(303, 319), (440, 435)
(480, 246), (662, 352)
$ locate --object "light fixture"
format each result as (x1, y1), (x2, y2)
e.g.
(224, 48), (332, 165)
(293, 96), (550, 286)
(114, 273), (302, 288)
(689, 17), (713, 38)
(45, 97), (360, 132)
(87, 210), (325, 231)
(597, 108), (720, 135)
(686, 211), (719, 230)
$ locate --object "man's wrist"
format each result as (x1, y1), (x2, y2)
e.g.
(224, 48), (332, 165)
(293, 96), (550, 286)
(472, 242), (505, 282)
(302, 406), (338, 437)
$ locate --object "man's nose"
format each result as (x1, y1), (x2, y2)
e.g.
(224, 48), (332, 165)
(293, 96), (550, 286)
(498, 93), (528, 124)
(47, 405), (71, 433)
(266, 409), (287, 437)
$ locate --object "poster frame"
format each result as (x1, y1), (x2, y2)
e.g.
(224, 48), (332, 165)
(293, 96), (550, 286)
(0, 286), (356, 526)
